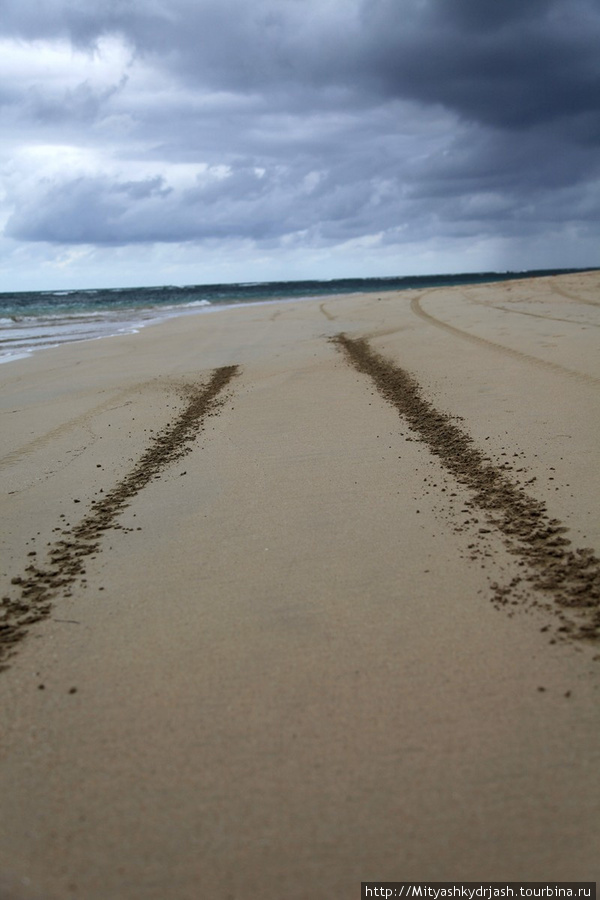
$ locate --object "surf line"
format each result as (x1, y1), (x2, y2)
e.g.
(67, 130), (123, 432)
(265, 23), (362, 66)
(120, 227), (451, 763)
(0, 365), (240, 669)
(332, 334), (600, 644)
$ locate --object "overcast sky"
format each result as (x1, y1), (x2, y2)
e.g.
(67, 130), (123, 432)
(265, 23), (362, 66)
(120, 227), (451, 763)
(1, 0), (599, 291)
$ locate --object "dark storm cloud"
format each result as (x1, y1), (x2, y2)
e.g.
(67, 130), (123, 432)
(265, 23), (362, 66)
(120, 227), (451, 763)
(359, 0), (600, 130)
(4, 0), (600, 128)
(2, 0), (600, 254)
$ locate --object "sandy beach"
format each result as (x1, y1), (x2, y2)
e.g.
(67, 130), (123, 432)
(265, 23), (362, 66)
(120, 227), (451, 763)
(1, 271), (599, 898)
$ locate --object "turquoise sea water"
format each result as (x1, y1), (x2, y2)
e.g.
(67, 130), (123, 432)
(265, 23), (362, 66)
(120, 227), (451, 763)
(0, 268), (591, 363)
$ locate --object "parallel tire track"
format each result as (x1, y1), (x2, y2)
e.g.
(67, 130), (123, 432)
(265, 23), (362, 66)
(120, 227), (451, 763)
(0, 365), (239, 668)
(461, 292), (600, 329)
(550, 281), (600, 308)
(333, 334), (600, 643)
(410, 294), (600, 387)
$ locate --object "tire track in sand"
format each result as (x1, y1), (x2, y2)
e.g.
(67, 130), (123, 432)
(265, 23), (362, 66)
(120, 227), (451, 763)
(318, 301), (337, 321)
(550, 280), (600, 308)
(0, 365), (239, 669)
(333, 334), (600, 645)
(461, 291), (600, 330)
(0, 381), (171, 470)
(410, 294), (600, 387)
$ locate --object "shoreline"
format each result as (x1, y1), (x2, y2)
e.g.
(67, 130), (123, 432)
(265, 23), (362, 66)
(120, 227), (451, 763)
(0, 271), (599, 896)
(2, 266), (597, 365)
(0, 293), (363, 365)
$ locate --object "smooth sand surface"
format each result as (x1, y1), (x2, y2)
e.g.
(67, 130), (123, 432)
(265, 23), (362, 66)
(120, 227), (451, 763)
(1, 272), (599, 898)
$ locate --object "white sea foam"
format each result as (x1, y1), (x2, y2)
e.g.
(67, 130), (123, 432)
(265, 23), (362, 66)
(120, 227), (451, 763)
(0, 298), (216, 363)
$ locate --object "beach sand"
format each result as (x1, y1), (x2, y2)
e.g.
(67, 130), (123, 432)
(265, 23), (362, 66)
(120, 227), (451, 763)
(0, 272), (599, 898)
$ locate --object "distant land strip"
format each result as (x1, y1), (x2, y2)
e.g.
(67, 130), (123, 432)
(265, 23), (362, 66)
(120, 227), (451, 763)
(332, 333), (600, 644)
(0, 365), (239, 669)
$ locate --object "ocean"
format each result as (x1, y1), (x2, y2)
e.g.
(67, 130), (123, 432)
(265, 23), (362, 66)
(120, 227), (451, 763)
(0, 268), (589, 363)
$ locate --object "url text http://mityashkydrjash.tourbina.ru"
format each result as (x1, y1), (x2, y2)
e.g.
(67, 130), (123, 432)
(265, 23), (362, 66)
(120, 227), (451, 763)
(361, 884), (596, 900)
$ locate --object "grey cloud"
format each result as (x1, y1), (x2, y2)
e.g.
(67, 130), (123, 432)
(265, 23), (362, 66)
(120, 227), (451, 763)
(4, 0), (598, 123)
(358, 0), (600, 130)
(22, 76), (129, 126)
(5, 154), (414, 247)
(406, 124), (600, 199)
(6, 176), (171, 244)
(3, 0), (600, 134)
(431, 0), (555, 32)
(0, 0), (141, 47)
(5, 169), (306, 244)
(1, 0), (599, 262)
(9, 120), (597, 251)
